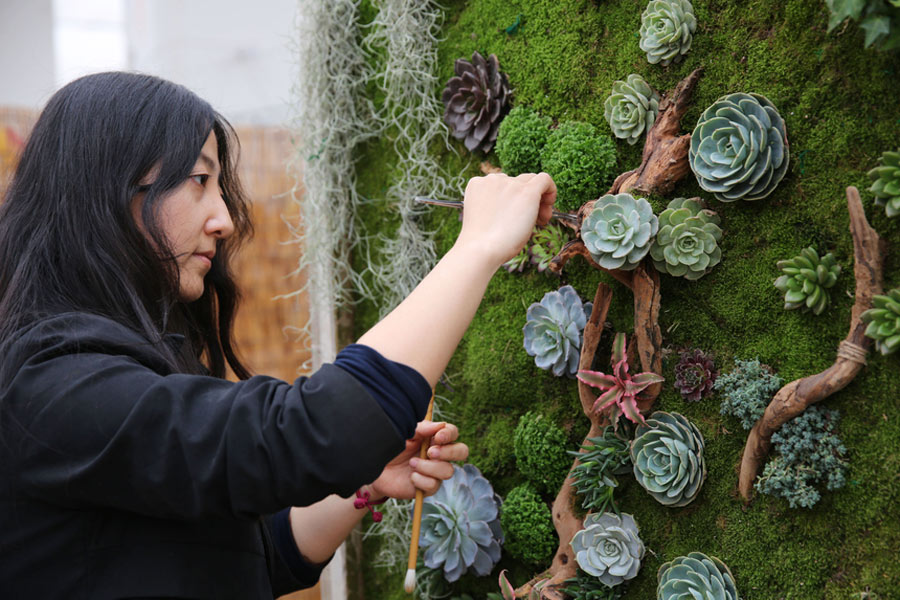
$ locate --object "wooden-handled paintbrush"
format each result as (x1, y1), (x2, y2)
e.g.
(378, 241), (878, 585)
(404, 393), (435, 594)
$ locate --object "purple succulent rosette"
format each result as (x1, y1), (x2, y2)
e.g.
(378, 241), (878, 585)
(673, 348), (718, 402)
(441, 51), (511, 153)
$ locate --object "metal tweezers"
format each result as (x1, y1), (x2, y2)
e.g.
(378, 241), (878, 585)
(413, 196), (579, 226)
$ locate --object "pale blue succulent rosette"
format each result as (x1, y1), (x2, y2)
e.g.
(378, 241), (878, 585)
(657, 552), (740, 600)
(639, 0), (697, 66)
(631, 411), (707, 507)
(523, 285), (592, 376)
(419, 463), (503, 582)
(582, 193), (659, 271)
(604, 74), (660, 145)
(570, 512), (645, 587)
(689, 92), (789, 202)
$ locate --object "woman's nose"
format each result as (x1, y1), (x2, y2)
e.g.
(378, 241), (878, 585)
(206, 192), (235, 239)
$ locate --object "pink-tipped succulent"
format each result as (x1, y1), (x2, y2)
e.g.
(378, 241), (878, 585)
(577, 333), (664, 427)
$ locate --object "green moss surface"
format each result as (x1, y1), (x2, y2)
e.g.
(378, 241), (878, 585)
(352, 0), (900, 598)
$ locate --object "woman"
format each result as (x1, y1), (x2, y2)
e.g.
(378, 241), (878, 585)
(0, 72), (556, 599)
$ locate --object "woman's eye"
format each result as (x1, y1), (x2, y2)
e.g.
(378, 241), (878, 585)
(189, 174), (209, 186)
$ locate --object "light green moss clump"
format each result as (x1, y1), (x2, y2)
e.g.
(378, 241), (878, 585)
(540, 121), (617, 212)
(495, 105), (552, 176)
(500, 483), (557, 565)
(514, 410), (572, 495)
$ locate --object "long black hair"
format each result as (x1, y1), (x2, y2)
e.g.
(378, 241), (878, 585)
(0, 72), (253, 379)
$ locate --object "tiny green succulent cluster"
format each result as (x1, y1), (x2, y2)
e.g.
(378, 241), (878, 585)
(514, 411), (573, 495)
(499, 483), (557, 565)
(639, 0), (697, 66)
(657, 552), (740, 600)
(570, 512), (644, 587)
(569, 426), (632, 513)
(541, 121), (617, 213)
(715, 358), (782, 429)
(582, 193), (659, 271)
(861, 287), (900, 354)
(562, 570), (626, 600)
(755, 406), (848, 509)
(774, 247), (841, 315)
(649, 197), (723, 280)
(604, 74), (660, 145)
(689, 92), (789, 202)
(631, 411), (706, 507)
(503, 223), (570, 274)
(495, 105), (553, 176)
(826, 0), (900, 51)
(868, 149), (900, 217)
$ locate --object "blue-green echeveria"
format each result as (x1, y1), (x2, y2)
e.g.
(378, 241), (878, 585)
(657, 552), (739, 600)
(582, 193), (659, 271)
(868, 149), (900, 217)
(689, 92), (789, 202)
(420, 464), (503, 582)
(631, 411), (706, 507)
(861, 287), (900, 355)
(570, 512), (644, 587)
(639, 0), (697, 66)
(649, 197), (722, 280)
(524, 285), (592, 376)
(604, 74), (660, 145)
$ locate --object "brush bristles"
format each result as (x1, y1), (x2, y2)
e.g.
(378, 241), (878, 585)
(403, 568), (417, 594)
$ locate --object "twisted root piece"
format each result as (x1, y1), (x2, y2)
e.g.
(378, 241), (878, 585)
(737, 187), (885, 501)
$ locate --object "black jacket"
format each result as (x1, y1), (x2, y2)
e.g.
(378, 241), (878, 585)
(0, 312), (405, 599)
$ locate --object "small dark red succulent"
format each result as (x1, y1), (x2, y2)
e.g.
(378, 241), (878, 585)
(441, 51), (511, 153)
(673, 348), (718, 402)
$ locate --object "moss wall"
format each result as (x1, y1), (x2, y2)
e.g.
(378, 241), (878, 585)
(351, 1), (900, 598)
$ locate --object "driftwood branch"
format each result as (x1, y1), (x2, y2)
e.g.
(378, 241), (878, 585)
(737, 187), (885, 500)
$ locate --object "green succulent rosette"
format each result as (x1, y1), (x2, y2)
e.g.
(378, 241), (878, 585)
(582, 193), (659, 271)
(631, 411), (706, 507)
(861, 287), (900, 355)
(657, 552), (739, 600)
(868, 149), (900, 218)
(639, 0), (697, 66)
(649, 197), (722, 280)
(689, 92), (789, 202)
(774, 247), (841, 315)
(604, 74), (660, 145)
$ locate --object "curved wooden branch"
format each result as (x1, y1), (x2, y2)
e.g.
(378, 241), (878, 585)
(737, 187), (885, 500)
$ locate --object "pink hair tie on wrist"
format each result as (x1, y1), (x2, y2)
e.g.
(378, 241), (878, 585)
(354, 489), (389, 522)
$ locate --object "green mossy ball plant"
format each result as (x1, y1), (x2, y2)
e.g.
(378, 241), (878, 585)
(774, 247), (841, 315)
(570, 512), (645, 587)
(868, 149), (900, 217)
(630, 411), (706, 507)
(523, 285), (592, 377)
(441, 51), (511, 153)
(540, 121), (617, 213)
(656, 552), (740, 600)
(419, 463), (503, 582)
(861, 287), (900, 354)
(826, 0), (900, 50)
(495, 105), (552, 176)
(582, 193), (659, 271)
(716, 359), (782, 429)
(603, 74), (660, 146)
(639, 0), (697, 66)
(649, 198), (723, 280)
(689, 92), (789, 202)
(499, 483), (557, 565)
(514, 411), (573, 495)
(755, 406), (848, 509)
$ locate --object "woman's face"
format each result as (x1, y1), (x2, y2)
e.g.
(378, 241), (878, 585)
(139, 132), (235, 302)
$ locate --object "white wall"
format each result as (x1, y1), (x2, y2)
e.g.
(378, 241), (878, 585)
(126, 0), (297, 126)
(0, 0), (56, 109)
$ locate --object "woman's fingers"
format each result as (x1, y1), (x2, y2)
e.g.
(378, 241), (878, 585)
(426, 441), (468, 462)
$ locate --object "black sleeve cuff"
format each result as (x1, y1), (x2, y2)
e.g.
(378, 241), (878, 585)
(265, 508), (331, 595)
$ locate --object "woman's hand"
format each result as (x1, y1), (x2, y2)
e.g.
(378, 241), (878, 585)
(369, 421), (469, 499)
(455, 172), (557, 268)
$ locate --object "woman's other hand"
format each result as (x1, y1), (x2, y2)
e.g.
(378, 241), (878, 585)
(455, 172), (557, 268)
(369, 421), (469, 499)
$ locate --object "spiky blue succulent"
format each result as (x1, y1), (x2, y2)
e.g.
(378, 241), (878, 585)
(524, 285), (592, 376)
(639, 0), (697, 66)
(570, 512), (644, 587)
(582, 193), (659, 271)
(419, 464), (503, 583)
(631, 411), (706, 507)
(689, 92), (789, 202)
(657, 552), (739, 600)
